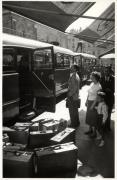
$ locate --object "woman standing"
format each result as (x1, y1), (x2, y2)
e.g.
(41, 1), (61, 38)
(85, 72), (102, 138)
(67, 65), (80, 128)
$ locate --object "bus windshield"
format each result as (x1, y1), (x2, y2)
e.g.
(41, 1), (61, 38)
(34, 49), (52, 69)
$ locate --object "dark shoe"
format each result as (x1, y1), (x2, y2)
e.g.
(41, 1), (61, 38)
(85, 130), (93, 135)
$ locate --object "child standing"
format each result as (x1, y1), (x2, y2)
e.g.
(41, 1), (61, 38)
(95, 91), (108, 147)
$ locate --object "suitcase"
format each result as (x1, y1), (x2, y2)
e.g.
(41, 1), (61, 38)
(35, 142), (78, 177)
(3, 142), (27, 151)
(43, 120), (59, 132)
(39, 118), (54, 131)
(30, 122), (40, 131)
(57, 119), (68, 132)
(50, 127), (75, 144)
(14, 122), (32, 128)
(28, 130), (56, 148)
(14, 122), (39, 132)
(3, 150), (34, 178)
(4, 126), (29, 145)
(3, 133), (9, 143)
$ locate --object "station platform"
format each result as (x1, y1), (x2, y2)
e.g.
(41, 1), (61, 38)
(32, 85), (115, 178)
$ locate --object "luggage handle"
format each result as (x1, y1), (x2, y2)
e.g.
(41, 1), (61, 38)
(35, 144), (61, 152)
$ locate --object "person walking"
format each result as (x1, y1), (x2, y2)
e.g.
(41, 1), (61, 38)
(67, 65), (80, 128)
(100, 66), (114, 131)
(85, 71), (102, 138)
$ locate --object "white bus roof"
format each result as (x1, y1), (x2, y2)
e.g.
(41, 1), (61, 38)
(3, 33), (52, 49)
(73, 52), (97, 59)
(53, 45), (74, 56)
(3, 33), (74, 56)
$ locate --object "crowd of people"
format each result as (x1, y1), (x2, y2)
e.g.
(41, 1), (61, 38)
(67, 64), (114, 147)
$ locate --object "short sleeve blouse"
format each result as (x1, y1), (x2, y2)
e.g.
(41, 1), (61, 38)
(88, 82), (102, 101)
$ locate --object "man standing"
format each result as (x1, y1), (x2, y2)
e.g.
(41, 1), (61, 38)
(100, 66), (114, 131)
(67, 65), (80, 128)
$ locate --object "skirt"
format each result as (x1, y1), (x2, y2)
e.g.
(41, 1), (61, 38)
(86, 100), (98, 127)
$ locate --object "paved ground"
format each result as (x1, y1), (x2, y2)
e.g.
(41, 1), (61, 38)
(32, 85), (115, 178)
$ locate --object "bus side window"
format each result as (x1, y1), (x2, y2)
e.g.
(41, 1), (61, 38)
(34, 49), (52, 69)
(64, 55), (70, 67)
(3, 48), (15, 72)
(56, 53), (64, 68)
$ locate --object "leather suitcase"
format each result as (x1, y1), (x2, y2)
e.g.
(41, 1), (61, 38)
(4, 126), (29, 145)
(3, 142), (27, 151)
(39, 118), (54, 131)
(3, 133), (9, 143)
(50, 127), (75, 144)
(28, 130), (56, 148)
(57, 119), (68, 132)
(43, 120), (59, 132)
(14, 122), (39, 132)
(14, 122), (32, 128)
(35, 142), (78, 177)
(3, 150), (34, 178)
(30, 122), (39, 131)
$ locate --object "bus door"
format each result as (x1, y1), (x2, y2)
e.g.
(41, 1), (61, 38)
(3, 47), (19, 124)
(16, 48), (33, 111)
(32, 47), (56, 112)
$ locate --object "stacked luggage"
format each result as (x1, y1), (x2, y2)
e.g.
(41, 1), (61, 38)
(3, 118), (78, 178)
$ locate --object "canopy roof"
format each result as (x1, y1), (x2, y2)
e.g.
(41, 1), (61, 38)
(100, 53), (115, 59)
(75, 3), (115, 44)
(2, 1), (94, 32)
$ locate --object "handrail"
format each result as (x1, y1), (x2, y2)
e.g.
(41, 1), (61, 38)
(32, 71), (52, 94)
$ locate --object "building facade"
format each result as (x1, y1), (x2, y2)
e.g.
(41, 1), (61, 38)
(3, 8), (114, 68)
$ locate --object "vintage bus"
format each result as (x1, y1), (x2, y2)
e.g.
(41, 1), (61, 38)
(3, 33), (74, 124)
(73, 52), (97, 81)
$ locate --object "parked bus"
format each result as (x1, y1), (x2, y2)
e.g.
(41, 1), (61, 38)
(3, 33), (74, 124)
(73, 52), (97, 81)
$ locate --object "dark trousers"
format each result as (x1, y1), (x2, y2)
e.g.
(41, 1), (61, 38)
(96, 115), (104, 137)
(68, 97), (79, 128)
(104, 107), (112, 131)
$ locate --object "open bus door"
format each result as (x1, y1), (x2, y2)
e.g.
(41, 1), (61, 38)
(32, 46), (56, 112)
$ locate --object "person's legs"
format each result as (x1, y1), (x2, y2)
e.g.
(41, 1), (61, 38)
(69, 98), (80, 128)
(97, 120), (105, 147)
(104, 107), (112, 131)
(89, 127), (97, 138)
(96, 130), (102, 140)
(85, 126), (93, 134)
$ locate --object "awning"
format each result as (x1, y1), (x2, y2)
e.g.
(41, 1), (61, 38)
(75, 28), (100, 43)
(2, 1), (94, 32)
(100, 53), (115, 59)
(75, 3), (115, 44)
(99, 47), (115, 58)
